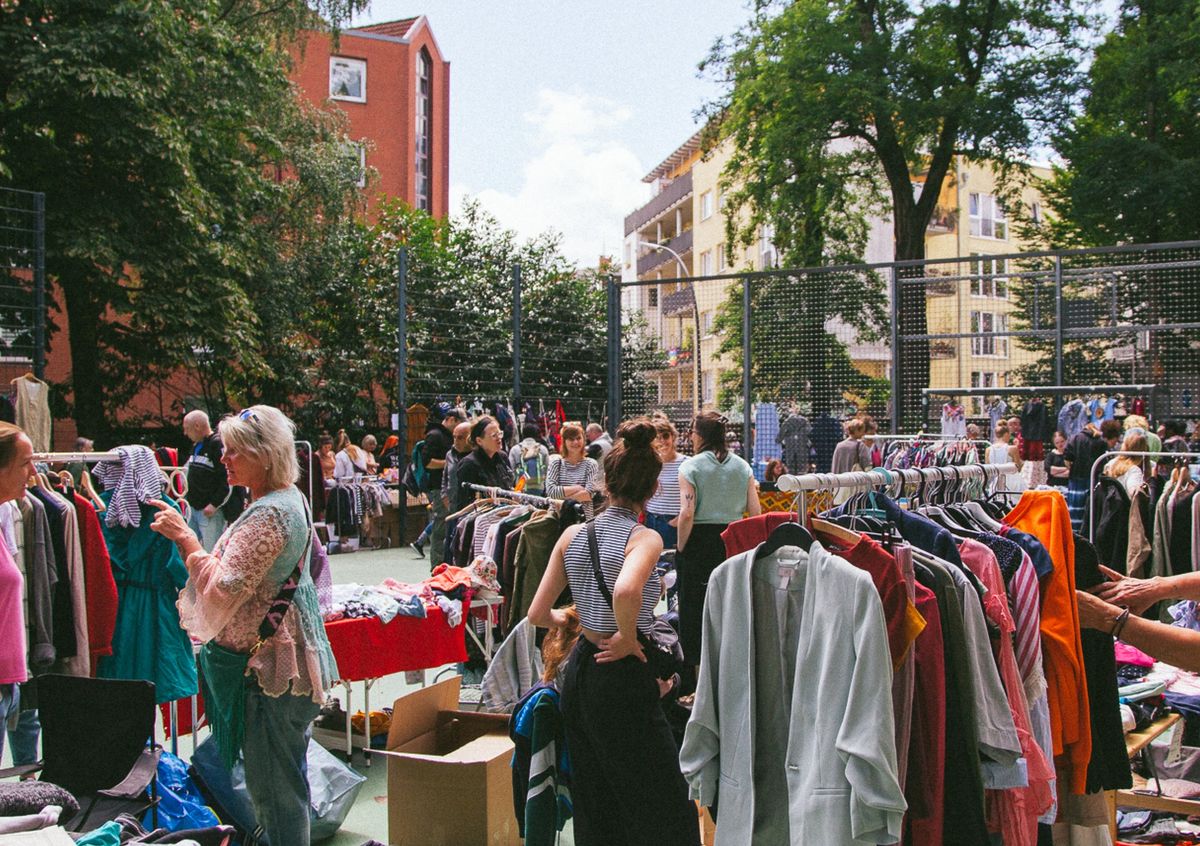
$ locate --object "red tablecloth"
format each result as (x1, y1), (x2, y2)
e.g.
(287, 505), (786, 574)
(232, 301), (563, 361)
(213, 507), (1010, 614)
(324, 603), (468, 682)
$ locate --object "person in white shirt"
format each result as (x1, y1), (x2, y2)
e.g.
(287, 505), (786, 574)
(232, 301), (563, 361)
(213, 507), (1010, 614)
(1104, 432), (1149, 495)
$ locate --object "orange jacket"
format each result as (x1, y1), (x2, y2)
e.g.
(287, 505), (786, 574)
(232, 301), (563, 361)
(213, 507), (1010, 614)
(1005, 489), (1091, 795)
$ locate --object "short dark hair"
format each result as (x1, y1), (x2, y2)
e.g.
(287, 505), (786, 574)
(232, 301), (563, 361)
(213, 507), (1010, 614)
(521, 423), (540, 441)
(1100, 419), (1123, 441)
(1163, 420), (1186, 438)
(693, 412), (728, 460)
(604, 418), (661, 505)
(470, 416), (496, 446)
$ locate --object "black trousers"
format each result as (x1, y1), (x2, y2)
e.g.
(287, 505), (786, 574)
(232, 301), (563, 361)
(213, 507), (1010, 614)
(560, 638), (699, 846)
(677, 522), (729, 663)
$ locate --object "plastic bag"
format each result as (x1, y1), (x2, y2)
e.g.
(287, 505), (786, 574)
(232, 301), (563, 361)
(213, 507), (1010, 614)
(191, 735), (365, 845)
(145, 750), (221, 831)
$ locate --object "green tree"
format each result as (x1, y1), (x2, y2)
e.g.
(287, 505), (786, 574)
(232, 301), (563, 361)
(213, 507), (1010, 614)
(702, 0), (1089, 424)
(0, 0), (367, 435)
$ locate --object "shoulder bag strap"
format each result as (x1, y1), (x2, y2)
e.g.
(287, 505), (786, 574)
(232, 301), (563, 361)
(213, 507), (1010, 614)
(251, 500), (314, 653)
(586, 520), (615, 610)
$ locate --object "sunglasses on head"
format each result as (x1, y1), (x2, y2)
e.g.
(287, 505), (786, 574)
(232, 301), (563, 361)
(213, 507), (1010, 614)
(239, 409), (259, 423)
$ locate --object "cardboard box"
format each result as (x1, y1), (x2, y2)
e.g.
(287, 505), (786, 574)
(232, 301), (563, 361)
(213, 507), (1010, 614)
(381, 677), (521, 846)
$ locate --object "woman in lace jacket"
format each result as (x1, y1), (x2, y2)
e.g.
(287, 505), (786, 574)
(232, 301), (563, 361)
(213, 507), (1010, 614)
(150, 405), (336, 846)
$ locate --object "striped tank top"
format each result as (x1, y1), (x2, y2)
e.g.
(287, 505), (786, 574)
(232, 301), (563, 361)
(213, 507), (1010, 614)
(563, 506), (661, 634)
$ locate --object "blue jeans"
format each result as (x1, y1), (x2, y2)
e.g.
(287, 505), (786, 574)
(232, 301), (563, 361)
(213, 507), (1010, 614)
(645, 512), (678, 550)
(0, 684), (19, 761)
(241, 684), (320, 846)
(188, 508), (227, 552)
(6, 705), (39, 765)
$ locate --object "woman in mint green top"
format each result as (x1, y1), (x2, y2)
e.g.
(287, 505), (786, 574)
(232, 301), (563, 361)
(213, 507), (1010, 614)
(676, 412), (760, 668)
(151, 405), (336, 846)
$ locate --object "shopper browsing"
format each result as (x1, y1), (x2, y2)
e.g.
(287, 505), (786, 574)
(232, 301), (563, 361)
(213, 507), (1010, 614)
(0, 423), (35, 764)
(644, 416), (684, 549)
(546, 422), (601, 519)
(676, 412), (759, 670)
(527, 418), (699, 846)
(453, 416), (515, 511)
(153, 405), (336, 846)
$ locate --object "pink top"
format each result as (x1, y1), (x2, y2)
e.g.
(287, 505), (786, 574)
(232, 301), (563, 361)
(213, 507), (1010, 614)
(0, 536), (28, 685)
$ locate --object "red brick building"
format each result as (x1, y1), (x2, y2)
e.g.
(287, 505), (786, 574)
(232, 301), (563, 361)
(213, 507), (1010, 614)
(45, 15), (451, 448)
(291, 16), (451, 218)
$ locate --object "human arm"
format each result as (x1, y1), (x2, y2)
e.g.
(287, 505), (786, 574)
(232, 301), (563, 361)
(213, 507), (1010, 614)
(745, 474), (762, 517)
(1092, 563), (1200, 611)
(677, 474), (696, 552)
(149, 498), (203, 560)
(526, 528), (579, 631)
(1077, 589), (1200, 674)
(1009, 443), (1024, 470)
(596, 527), (663, 664)
(545, 459), (590, 502)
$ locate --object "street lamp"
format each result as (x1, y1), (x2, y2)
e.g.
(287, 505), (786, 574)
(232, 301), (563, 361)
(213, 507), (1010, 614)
(638, 240), (702, 415)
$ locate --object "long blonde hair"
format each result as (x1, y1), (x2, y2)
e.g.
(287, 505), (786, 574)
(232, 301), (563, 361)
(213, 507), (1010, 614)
(1105, 433), (1148, 479)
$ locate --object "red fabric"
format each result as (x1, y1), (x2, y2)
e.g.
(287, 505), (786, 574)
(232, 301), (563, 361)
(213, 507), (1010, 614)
(426, 564), (474, 593)
(904, 582), (945, 846)
(825, 533), (923, 670)
(161, 692), (205, 738)
(324, 603), (469, 682)
(73, 494), (118, 674)
(719, 513), (794, 556)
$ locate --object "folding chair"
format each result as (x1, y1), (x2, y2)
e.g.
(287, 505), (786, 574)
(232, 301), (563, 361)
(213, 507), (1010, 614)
(0, 674), (161, 831)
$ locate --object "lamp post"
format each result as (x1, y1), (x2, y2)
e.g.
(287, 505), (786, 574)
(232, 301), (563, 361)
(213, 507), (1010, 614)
(638, 240), (701, 415)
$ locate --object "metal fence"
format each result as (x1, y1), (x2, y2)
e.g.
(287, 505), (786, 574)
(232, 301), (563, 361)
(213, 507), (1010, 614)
(610, 240), (1200, 465)
(0, 188), (45, 383)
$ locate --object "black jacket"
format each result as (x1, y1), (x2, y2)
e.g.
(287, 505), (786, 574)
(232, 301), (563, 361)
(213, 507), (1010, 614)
(454, 448), (515, 511)
(185, 434), (231, 511)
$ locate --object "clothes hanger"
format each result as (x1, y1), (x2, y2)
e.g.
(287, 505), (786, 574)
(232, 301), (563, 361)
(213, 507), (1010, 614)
(756, 510), (814, 558)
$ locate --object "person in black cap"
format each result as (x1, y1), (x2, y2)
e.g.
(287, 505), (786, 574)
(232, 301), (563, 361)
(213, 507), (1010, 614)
(422, 402), (464, 564)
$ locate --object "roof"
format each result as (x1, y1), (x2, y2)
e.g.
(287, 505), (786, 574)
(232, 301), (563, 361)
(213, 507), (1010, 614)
(351, 17), (419, 38)
(642, 129), (704, 184)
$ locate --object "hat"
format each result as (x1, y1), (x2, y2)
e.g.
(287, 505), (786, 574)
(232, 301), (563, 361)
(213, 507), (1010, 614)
(434, 402), (463, 421)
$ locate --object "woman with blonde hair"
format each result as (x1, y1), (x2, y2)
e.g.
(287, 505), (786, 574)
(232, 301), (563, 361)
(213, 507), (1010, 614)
(1105, 432), (1150, 495)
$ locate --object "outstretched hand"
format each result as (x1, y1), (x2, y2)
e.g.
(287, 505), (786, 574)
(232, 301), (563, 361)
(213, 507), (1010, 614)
(148, 499), (191, 544)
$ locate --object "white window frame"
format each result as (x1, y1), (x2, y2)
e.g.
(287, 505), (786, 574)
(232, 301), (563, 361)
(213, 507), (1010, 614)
(970, 254), (1009, 299)
(703, 370), (716, 404)
(699, 190), (713, 221)
(329, 56), (367, 103)
(760, 223), (777, 269)
(716, 242), (726, 272)
(969, 371), (1001, 415)
(699, 249), (713, 277)
(701, 310), (715, 337)
(970, 311), (1009, 358)
(969, 192), (1007, 240)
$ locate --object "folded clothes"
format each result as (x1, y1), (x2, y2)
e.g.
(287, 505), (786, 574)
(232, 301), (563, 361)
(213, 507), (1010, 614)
(1116, 641), (1158, 668)
(1120, 680), (1168, 702)
(1139, 777), (1200, 799)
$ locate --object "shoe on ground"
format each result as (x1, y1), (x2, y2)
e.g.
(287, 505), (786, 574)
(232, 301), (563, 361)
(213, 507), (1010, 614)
(411, 541), (426, 558)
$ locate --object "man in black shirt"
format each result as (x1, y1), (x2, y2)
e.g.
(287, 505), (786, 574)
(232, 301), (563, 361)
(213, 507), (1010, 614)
(424, 402), (464, 566)
(1064, 419), (1122, 534)
(183, 409), (242, 550)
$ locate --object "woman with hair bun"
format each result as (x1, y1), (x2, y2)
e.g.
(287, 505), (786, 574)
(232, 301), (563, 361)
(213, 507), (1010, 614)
(676, 411), (758, 670)
(527, 418), (699, 846)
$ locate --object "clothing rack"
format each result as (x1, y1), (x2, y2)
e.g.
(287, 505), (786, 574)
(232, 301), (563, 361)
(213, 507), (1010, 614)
(461, 482), (576, 513)
(777, 462), (1018, 517)
(1087, 450), (1200, 544)
(32, 451), (122, 462)
(922, 384), (1157, 399)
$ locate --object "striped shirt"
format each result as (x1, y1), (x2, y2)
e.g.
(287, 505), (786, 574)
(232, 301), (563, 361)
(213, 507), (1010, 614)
(546, 456), (600, 519)
(563, 507), (660, 634)
(646, 455), (685, 516)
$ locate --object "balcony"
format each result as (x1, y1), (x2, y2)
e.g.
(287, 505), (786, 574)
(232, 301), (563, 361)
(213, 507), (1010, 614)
(661, 283), (697, 317)
(624, 170), (694, 235)
(637, 228), (693, 277)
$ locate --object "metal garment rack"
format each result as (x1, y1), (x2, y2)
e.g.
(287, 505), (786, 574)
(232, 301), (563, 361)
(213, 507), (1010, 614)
(1087, 450), (1200, 544)
(922, 383), (1157, 399)
(32, 451), (123, 462)
(461, 482), (581, 515)
(777, 462), (1018, 517)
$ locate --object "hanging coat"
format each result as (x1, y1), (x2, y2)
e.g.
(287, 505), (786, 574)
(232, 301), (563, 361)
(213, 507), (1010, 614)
(96, 492), (198, 704)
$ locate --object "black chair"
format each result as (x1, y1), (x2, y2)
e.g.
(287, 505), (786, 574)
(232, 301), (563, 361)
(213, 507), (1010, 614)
(0, 674), (161, 831)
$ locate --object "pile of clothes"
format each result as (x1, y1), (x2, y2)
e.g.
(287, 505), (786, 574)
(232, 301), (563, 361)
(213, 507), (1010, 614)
(322, 559), (502, 627)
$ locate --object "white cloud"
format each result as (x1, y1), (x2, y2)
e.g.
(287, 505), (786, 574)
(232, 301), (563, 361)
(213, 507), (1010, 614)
(452, 88), (650, 267)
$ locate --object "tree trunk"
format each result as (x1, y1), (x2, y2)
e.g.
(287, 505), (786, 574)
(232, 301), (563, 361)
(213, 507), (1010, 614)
(894, 203), (930, 430)
(59, 271), (108, 439)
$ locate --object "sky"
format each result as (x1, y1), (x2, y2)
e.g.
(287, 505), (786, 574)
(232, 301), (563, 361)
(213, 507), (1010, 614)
(351, 1), (757, 265)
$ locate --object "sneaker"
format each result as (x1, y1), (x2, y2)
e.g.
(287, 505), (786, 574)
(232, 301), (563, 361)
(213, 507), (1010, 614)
(411, 541), (426, 558)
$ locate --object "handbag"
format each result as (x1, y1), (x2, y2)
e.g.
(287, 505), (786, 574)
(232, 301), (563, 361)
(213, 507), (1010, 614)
(199, 512), (313, 769)
(586, 521), (684, 680)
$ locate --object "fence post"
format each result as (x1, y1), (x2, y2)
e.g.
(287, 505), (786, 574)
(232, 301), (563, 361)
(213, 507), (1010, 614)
(606, 276), (621, 436)
(742, 275), (753, 465)
(397, 246), (408, 546)
(512, 264), (522, 407)
(890, 265), (901, 433)
(1053, 254), (1064, 387)
(33, 192), (45, 381)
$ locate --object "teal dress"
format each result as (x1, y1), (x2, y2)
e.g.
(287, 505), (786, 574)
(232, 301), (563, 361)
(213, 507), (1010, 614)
(96, 493), (198, 704)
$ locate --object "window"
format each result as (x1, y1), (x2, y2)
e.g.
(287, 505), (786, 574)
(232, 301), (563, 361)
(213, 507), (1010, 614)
(415, 49), (433, 211)
(760, 223), (777, 269)
(1031, 201), (1043, 227)
(648, 285), (659, 308)
(970, 254), (1009, 298)
(343, 141), (366, 188)
(329, 57), (366, 103)
(624, 243), (632, 268)
(970, 371), (1002, 414)
(703, 371), (716, 404)
(700, 191), (713, 221)
(699, 249), (713, 277)
(970, 311), (1009, 357)
(701, 311), (715, 336)
(716, 243), (726, 272)
(969, 193), (1007, 240)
